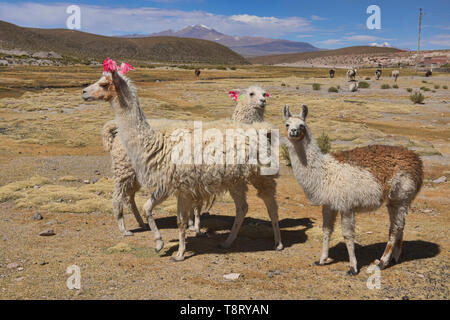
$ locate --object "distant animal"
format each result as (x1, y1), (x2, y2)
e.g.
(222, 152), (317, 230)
(392, 70), (399, 82)
(375, 69), (382, 80)
(425, 69), (432, 77)
(349, 82), (358, 92)
(195, 68), (201, 79)
(347, 68), (357, 81)
(283, 104), (423, 276)
(329, 69), (335, 78)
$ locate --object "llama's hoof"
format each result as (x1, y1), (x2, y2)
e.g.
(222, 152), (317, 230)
(275, 243), (284, 251)
(346, 267), (358, 276)
(313, 258), (333, 266)
(312, 261), (324, 267)
(171, 256), (185, 262)
(123, 231), (134, 236)
(219, 242), (231, 249)
(155, 240), (164, 253)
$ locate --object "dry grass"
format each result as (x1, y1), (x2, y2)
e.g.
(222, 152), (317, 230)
(0, 65), (448, 299)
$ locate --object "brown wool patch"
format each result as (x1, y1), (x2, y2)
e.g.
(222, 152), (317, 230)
(332, 145), (423, 200)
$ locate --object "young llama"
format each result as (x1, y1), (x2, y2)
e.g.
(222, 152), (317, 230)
(104, 85), (272, 238)
(283, 104), (423, 275)
(82, 60), (282, 261)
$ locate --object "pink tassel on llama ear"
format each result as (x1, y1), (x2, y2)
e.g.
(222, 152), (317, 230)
(119, 62), (134, 75)
(264, 93), (271, 99)
(228, 90), (239, 102)
(103, 58), (117, 75)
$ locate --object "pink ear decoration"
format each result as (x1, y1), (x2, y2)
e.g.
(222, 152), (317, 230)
(264, 93), (271, 99)
(103, 58), (117, 75)
(228, 90), (239, 102)
(119, 62), (134, 75)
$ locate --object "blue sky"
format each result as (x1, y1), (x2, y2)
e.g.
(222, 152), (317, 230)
(0, 0), (449, 50)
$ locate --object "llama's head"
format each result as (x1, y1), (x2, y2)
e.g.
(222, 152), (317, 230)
(82, 59), (134, 102)
(82, 73), (117, 102)
(283, 104), (308, 141)
(229, 86), (270, 110)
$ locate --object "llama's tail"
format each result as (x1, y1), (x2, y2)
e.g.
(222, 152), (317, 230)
(102, 120), (118, 152)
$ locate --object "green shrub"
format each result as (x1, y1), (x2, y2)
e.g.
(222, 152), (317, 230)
(381, 84), (391, 89)
(230, 66), (237, 70)
(328, 86), (339, 93)
(359, 81), (370, 88)
(434, 84), (440, 89)
(410, 91), (425, 104)
(365, 77), (371, 80)
(422, 80), (427, 83)
(420, 86), (430, 91)
(281, 83), (286, 87)
(312, 83), (321, 90)
(406, 88), (413, 92)
(316, 132), (331, 154)
(443, 85), (448, 89)
(392, 84), (399, 89)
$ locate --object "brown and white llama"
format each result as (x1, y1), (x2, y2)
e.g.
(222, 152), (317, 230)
(347, 68), (357, 81)
(82, 62), (283, 261)
(283, 104), (423, 275)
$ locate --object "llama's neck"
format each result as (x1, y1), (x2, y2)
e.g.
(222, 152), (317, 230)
(110, 84), (160, 186)
(232, 104), (264, 124)
(286, 131), (329, 205)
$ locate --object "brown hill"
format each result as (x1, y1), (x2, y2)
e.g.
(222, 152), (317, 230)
(248, 46), (403, 65)
(0, 20), (249, 65)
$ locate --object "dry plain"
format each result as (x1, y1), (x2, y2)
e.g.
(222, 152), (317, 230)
(0, 65), (448, 299)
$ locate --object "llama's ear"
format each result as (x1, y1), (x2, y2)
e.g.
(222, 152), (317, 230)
(300, 104), (308, 120)
(283, 104), (292, 120)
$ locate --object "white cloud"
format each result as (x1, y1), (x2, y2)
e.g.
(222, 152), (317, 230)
(310, 15), (326, 21)
(0, 2), (313, 37)
(317, 34), (394, 47)
(370, 42), (392, 47)
(428, 34), (450, 48)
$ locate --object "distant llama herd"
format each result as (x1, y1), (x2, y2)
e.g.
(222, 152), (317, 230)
(82, 58), (423, 275)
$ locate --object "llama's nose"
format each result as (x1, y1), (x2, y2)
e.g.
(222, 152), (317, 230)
(82, 89), (87, 94)
(290, 128), (298, 136)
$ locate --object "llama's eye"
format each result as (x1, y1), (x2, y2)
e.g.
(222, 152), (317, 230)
(100, 83), (109, 88)
(249, 92), (255, 97)
(285, 124), (289, 128)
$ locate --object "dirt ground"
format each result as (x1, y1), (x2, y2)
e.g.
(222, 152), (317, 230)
(0, 66), (448, 299)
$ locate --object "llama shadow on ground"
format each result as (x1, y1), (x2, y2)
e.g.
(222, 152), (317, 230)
(326, 240), (440, 269)
(139, 213), (313, 259)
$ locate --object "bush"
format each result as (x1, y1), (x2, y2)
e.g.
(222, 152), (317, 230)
(281, 83), (286, 87)
(393, 84), (399, 89)
(381, 84), (391, 89)
(406, 88), (413, 93)
(359, 81), (370, 88)
(312, 83), (321, 90)
(420, 86), (430, 91)
(316, 132), (331, 154)
(434, 84), (440, 89)
(410, 91), (425, 104)
(229, 66), (237, 70)
(422, 80), (427, 83)
(365, 77), (371, 80)
(328, 86), (339, 93)
(280, 144), (291, 166)
(443, 85), (448, 89)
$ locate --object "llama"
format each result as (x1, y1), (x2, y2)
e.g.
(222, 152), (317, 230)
(195, 68), (201, 79)
(392, 70), (399, 82)
(375, 69), (382, 80)
(329, 69), (335, 78)
(82, 61), (283, 261)
(102, 119), (207, 237)
(349, 82), (358, 92)
(425, 69), (432, 77)
(347, 68), (357, 81)
(104, 85), (272, 237)
(282, 104), (423, 275)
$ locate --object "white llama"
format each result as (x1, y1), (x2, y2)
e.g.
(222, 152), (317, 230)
(283, 104), (423, 275)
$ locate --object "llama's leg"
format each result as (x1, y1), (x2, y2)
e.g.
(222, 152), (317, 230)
(188, 207), (195, 231)
(112, 186), (133, 236)
(143, 193), (167, 252)
(314, 205), (338, 266)
(172, 196), (192, 262)
(220, 183), (248, 249)
(341, 211), (358, 275)
(193, 204), (204, 236)
(376, 203), (408, 268)
(128, 193), (147, 229)
(254, 178), (283, 251)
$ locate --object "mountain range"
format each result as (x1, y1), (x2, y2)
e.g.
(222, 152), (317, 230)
(124, 24), (320, 57)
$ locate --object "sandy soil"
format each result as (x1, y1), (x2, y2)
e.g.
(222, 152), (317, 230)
(0, 66), (448, 299)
